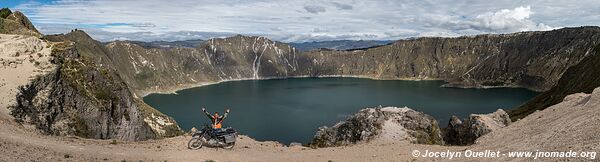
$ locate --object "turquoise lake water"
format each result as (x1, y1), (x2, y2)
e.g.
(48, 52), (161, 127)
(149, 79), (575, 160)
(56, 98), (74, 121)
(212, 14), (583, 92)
(143, 77), (538, 144)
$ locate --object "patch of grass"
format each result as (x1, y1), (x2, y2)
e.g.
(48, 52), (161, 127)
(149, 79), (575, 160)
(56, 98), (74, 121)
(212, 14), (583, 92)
(110, 139), (118, 145)
(0, 19), (5, 33)
(69, 116), (89, 137)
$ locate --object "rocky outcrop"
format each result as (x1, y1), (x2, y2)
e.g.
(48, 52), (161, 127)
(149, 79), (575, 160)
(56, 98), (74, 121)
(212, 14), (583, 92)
(309, 107), (443, 148)
(442, 109), (511, 145)
(3, 11), (183, 141)
(0, 9), (41, 37)
(9, 42), (182, 141)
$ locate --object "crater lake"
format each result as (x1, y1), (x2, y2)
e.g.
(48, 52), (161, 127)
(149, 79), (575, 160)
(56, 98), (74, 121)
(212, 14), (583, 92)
(143, 77), (538, 144)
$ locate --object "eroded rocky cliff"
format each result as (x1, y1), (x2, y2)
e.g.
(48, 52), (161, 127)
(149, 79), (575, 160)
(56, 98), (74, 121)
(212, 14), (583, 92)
(9, 40), (182, 141)
(309, 107), (443, 147)
(443, 109), (511, 145)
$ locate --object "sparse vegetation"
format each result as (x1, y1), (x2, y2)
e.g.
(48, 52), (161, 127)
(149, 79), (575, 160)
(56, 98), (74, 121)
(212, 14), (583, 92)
(0, 8), (11, 19)
(135, 99), (184, 137)
(0, 19), (5, 33)
(69, 116), (90, 137)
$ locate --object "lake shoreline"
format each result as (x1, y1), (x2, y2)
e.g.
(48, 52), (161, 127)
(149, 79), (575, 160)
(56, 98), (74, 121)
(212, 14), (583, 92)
(138, 75), (445, 97)
(140, 75), (541, 98)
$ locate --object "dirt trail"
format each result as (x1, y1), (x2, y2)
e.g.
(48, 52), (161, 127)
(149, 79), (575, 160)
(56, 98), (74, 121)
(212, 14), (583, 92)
(0, 116), (463, 162)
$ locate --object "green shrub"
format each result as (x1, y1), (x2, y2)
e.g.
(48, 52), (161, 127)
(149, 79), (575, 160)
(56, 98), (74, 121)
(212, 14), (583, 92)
(0, 19), (5, 33)
(0, 8), (11, 19)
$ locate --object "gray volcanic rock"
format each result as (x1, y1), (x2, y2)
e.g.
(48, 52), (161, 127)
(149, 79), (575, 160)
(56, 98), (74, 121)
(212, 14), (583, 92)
(9, 42), (182, 141)
(309, 107), (443, 148)
(443, 109), (511, 145)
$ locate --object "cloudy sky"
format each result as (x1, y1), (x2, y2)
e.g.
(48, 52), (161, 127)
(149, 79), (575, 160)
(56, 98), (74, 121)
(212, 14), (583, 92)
(2, 0), (599, 42)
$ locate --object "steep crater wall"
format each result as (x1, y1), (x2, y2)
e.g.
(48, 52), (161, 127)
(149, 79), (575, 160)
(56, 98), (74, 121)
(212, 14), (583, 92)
(77, 27), (600, 97)
(32, 27), (600, 141)
(9, 42), (183, 141)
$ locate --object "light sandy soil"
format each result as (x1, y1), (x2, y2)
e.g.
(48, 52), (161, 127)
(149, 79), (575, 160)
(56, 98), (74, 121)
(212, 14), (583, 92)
(0, 34), (54, 119)
(467, 88), (600, 161)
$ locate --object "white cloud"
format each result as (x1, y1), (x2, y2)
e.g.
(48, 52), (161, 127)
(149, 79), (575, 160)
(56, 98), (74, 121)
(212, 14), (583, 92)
(13, 0), (600, 42)
(470, 6), (554, 32)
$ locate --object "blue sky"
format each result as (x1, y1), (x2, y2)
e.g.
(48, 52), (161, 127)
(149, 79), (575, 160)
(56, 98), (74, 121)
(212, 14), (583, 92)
(3, 0), (600, 42)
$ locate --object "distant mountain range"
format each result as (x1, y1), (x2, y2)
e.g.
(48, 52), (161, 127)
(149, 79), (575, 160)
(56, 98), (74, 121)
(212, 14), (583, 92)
(121, 39), (394, 51)
(125, 39), (205, 48)
(289, 40), (394, 51)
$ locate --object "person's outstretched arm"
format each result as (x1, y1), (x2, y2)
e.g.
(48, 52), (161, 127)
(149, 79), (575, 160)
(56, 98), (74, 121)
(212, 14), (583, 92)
(201, 108), (213, 119)
(220, 109), (230, 122)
